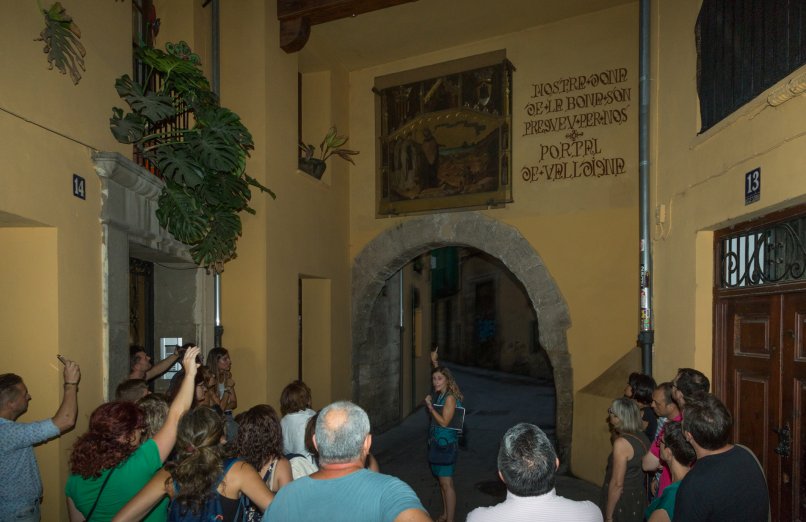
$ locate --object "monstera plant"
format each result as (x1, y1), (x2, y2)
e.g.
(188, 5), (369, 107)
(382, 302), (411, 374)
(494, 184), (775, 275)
(110, 41), (274, 273)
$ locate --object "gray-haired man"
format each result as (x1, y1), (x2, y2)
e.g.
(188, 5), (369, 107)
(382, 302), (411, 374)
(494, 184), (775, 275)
(263, 401), (430, 522)
(467, 423), (602, 522)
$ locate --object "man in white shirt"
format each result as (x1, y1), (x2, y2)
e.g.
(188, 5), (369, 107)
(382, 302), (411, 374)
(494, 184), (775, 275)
(467, 423), (602, 522)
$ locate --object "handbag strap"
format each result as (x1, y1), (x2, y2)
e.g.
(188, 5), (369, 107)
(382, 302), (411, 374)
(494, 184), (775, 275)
(621, 432), (649, 454)
(85, 467), (116, 521)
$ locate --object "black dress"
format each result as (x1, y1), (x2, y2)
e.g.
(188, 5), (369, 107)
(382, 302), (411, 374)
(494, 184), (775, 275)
(601, 431), (650, 522)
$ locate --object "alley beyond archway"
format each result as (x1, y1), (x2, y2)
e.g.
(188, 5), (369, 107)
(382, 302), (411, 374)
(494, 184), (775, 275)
(372, 363), (599, 521)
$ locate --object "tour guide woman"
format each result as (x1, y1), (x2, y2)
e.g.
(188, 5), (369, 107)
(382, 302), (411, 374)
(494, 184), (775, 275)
(424, 366), (463, 522)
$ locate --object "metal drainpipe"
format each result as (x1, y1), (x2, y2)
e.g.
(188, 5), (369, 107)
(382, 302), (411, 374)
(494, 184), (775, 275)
(212, 0), (223, 347)
(638, 0), (654, 375)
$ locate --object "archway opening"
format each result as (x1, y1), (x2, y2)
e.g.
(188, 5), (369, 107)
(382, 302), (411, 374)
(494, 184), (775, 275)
(352, 212), (573, 466)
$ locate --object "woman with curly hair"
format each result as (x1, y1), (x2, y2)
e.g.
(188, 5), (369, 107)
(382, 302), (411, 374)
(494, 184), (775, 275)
(65, 347), (201, 522)
(424, 366), (464, 522)
(233, 405), (292, 492)
(113, 407), (273, 522)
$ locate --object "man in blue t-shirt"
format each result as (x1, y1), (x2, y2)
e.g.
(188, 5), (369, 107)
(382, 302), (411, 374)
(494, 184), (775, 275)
(0, 359), (81, 521)
(263, 400), (430, 522)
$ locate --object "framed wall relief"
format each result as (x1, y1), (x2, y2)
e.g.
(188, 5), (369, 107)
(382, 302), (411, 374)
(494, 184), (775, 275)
(375, 51), (514, 216)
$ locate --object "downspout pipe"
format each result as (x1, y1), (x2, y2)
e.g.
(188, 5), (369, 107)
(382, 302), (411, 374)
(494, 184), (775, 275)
(638, 0), (654, 375)
(212, 0), (224, 347)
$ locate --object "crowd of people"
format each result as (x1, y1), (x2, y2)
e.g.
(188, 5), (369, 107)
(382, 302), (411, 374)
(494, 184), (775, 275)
(600, 368), (770, 522)
(0, 344), (772, 522)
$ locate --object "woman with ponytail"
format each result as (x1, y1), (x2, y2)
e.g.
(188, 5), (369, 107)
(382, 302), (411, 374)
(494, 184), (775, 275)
(113, 407), (273, 522)
(66, 347), (201, 522)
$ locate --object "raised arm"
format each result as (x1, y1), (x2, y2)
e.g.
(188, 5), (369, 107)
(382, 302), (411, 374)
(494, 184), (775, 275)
(112, 469), (172, 522)
(152, 346), (200, 461)
(52, 359), (81, 433)
(144, 351), (183, 381)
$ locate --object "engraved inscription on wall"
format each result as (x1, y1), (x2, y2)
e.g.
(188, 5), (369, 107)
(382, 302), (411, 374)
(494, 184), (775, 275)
(521, 68), (630, 183)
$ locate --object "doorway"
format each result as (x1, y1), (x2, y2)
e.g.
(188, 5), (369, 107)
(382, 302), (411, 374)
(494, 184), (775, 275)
(714, 205), (806, 521)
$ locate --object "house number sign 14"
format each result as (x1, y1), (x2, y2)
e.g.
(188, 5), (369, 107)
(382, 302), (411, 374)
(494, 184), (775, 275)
(73, 174), (86, 200)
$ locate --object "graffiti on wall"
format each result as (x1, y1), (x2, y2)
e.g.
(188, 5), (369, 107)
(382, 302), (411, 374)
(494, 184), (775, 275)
(520, 67), (631, 183)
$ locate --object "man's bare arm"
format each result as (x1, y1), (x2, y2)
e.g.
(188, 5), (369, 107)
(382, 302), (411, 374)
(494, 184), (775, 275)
(144, 351), (182, 381)
(52, 359), (80, 433)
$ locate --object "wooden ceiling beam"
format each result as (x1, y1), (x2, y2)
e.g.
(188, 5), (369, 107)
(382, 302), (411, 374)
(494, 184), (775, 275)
(277, 0), (417, 53)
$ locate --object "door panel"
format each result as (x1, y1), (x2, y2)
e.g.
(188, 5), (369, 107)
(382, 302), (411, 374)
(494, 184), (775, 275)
(719, 295), (782, 518)
(781, 293), (806, 520)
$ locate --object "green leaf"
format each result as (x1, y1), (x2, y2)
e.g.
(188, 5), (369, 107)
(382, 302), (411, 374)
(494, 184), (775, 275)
(190, 210), (241, 268)
(156, 182), (208, 244)
(114, 75), (176, 123)
(200, 173), (251, 210)
(37, 2), (86, 85)
(136, 45), (210, 97)
(189, 108), (253, 172)
(245, 175), (277, 199)
(151, 147), (205, 187)
(110, 107), (146, 144)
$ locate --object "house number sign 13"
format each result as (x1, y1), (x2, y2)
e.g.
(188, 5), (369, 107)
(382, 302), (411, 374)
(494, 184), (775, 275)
(744, 167), (760, 205)
(73, 174), (86, 200)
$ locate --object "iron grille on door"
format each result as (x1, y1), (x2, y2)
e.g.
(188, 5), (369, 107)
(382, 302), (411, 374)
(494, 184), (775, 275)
(717, 214), (806, 289)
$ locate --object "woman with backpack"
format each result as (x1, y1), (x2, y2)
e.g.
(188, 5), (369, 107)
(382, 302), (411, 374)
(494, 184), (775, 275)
(113, 406), (273, 522)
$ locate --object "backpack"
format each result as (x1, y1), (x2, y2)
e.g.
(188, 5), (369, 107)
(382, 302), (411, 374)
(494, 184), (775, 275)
(168, 458), (240, 522)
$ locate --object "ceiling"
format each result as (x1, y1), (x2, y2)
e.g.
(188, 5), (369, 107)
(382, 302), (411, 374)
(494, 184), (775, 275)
(298, 0), (635, 72)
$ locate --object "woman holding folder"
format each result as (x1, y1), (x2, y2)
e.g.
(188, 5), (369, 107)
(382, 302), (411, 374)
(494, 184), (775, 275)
(424, 365), (464, 522)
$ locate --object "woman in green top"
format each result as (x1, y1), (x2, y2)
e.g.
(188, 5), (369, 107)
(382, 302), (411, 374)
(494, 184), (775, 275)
(65, 347), (201, 522)
(644, 421), (696, 522)
(424, 366), (463, 522)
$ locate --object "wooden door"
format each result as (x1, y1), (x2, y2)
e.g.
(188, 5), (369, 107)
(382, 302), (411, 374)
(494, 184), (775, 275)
(781, 293), (806, 520)
(717, 291), (806, 521)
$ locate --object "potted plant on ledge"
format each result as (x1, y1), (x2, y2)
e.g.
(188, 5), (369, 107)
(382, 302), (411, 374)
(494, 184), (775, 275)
(298, 126), (359, 179)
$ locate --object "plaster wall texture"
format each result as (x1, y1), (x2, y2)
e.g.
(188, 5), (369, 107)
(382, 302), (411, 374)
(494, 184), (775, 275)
(652, 0), (806, 383)
(216, 0), (353, 411)
(0, 3), (134, 518)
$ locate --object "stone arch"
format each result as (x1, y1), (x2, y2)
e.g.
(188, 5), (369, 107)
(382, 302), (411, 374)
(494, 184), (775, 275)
(352, 211), (574, 465)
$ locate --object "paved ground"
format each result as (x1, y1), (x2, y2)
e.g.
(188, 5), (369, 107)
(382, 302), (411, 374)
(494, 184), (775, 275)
(372, 363), (601, 521)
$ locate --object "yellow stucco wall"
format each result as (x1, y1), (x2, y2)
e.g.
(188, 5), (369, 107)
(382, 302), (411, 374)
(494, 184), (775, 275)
(652, 0), (806, 385)
(346, 4), (640, 483)
(1, 3), (132, 518)
(216, 1), (353, 411)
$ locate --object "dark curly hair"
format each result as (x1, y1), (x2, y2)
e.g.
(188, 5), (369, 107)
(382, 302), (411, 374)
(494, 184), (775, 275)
(232, 404), (283, 470)
(69, 401), (146, 478)
(166, 407), (225, 516)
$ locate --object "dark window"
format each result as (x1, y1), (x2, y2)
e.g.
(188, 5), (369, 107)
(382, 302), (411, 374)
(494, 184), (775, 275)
(696, 0), (806, 132)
